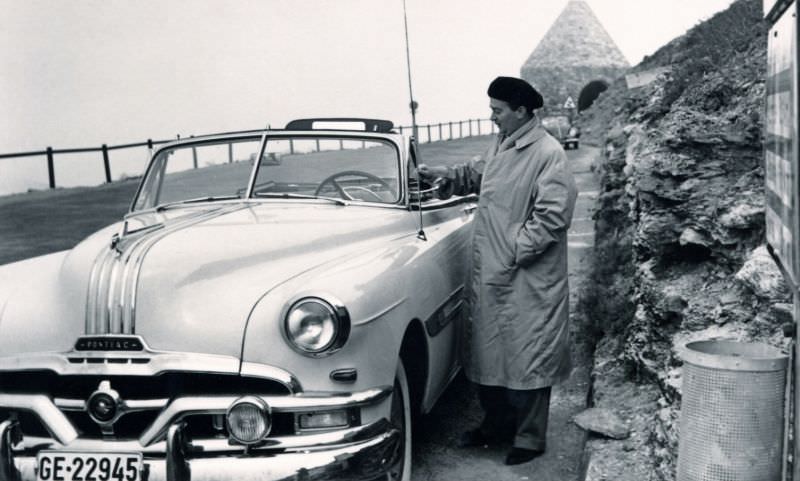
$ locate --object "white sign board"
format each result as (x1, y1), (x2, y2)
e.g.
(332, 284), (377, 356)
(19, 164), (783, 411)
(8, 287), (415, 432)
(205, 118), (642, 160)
(563, 97), (576, 109)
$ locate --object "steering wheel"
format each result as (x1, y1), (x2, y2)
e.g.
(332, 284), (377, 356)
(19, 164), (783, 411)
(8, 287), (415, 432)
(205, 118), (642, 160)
(314, 170), (396, 202)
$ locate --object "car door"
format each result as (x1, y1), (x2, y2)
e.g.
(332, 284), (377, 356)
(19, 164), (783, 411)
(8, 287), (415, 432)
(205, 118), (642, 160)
(407, 140), (477, 410)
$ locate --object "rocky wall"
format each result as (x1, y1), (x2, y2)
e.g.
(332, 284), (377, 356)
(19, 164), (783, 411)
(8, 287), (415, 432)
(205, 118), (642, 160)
(574, 1), (790, 479)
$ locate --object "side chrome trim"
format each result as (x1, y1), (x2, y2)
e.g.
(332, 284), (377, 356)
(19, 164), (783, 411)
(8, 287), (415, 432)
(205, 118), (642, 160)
(139, 386), (391, 446)
(424, 285), (465, 337)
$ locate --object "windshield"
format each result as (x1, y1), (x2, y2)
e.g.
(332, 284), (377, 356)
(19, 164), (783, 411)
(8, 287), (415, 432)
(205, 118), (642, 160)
(133, 135), (401, 211)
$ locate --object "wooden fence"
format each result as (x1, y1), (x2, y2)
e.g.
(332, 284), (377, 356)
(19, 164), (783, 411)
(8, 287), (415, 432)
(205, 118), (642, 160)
(0, 119), (494, 190)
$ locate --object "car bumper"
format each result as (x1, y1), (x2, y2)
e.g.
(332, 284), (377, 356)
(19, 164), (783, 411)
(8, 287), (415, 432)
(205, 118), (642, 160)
(4, 419), (400, 481)
(1, 385), (399, 481)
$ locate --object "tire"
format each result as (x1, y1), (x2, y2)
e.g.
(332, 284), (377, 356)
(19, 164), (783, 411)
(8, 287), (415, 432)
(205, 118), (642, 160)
(387, 360), (412, 481)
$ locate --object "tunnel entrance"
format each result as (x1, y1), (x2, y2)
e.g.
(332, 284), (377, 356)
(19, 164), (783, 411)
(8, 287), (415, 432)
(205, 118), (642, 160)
(578, 80), (609, 111)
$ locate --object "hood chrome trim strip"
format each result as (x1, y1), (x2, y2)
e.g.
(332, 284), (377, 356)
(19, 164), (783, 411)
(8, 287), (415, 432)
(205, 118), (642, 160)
(85, 205), (247, 335)
(123, 205), (248, 333)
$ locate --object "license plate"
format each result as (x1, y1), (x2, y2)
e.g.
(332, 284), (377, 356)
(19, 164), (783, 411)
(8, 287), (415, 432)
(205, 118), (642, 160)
(36, 452), (142, 481)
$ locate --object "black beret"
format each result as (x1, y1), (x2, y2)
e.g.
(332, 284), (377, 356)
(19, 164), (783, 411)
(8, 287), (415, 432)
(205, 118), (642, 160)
(487, 76), (544, 111)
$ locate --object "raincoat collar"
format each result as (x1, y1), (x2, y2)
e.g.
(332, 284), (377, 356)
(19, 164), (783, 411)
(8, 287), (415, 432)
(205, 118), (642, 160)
(496, 116), (547, 153)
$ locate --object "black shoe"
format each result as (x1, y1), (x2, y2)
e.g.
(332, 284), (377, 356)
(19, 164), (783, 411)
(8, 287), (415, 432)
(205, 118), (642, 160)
(504, 447), (544, 465)
(458, 428), (492, 448)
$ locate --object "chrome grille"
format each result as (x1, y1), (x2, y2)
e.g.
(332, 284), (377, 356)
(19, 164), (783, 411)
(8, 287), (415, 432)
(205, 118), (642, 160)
(0, 371), (293, 440)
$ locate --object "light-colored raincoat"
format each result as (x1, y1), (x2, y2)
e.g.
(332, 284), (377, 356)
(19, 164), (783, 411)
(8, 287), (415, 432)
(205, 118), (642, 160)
(446, 117), (577, 390)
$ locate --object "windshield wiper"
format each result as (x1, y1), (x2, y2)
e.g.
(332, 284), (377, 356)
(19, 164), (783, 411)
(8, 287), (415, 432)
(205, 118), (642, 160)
(253, 192), (348, 206)
(155, 195), (241, 212)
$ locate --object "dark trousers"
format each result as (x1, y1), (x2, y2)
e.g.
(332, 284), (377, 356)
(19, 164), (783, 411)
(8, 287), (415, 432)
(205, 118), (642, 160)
(477, 384), (551, 451)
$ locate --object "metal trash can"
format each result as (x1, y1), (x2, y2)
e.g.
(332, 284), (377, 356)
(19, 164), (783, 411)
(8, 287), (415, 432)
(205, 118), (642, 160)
(677, 340), (788, 481)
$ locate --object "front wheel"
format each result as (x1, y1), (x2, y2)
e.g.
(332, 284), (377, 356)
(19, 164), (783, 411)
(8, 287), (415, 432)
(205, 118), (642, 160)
(387, 360), (412, 481)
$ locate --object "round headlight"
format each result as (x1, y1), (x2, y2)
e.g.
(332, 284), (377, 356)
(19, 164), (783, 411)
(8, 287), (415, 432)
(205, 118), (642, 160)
(226, 396), (271, 445)
(284, 298), (349, 356)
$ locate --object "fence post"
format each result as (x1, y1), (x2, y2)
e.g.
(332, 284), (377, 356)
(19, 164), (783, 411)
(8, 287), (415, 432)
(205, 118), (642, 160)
(468, 119), (473, 137)
(399, 126), (404, 135)
(427, 125), (432, 143)
(449, 122), (453, 140)
(102, 144), (112, 183)
(459, 121), (463, 138)
(228, 143), (233, 163)
(46, 147), (55, 189)
(190, 135), (198, 169)
(147, 139), (154, 157)
(339, 139), (344, 150)
(477, 119), (481, 135)
(290, 139), (295, 154)
(315, 139), (320, 152)
(438, 123), (442, 141)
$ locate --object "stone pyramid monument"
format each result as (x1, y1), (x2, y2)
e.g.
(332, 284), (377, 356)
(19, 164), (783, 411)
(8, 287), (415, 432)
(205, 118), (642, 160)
(520, 0), (630, 112)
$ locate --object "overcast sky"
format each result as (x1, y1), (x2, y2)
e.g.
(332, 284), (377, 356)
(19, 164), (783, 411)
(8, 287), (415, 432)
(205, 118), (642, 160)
(1, 0), (739, 193)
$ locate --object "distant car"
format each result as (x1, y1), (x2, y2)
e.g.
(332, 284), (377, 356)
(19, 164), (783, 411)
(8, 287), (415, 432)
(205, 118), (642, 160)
(0, 118), (476, 481)
(542, 114), (580, 150)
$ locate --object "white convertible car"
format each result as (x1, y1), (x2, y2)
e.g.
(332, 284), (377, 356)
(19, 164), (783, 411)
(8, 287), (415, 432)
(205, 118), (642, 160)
(0, 119), (477, 481)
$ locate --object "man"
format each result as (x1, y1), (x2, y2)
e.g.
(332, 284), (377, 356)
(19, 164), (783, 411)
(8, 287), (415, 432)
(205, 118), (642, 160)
(420, 76), (577, 465)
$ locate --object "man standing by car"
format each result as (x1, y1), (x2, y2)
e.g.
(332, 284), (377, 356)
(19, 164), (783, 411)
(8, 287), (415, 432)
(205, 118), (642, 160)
(419, 76), (577, 465)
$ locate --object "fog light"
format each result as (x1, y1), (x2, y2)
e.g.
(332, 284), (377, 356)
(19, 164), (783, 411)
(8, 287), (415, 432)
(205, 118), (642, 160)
(298, 410), (349, 430)
(226, 396), (271, 444)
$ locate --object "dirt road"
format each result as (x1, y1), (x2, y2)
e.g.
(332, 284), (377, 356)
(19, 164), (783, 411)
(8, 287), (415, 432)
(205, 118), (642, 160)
(411, 145), (599, 481)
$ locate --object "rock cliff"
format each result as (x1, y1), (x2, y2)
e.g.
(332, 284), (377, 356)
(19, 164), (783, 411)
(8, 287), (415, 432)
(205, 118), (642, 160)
(575, 0), (789, 478)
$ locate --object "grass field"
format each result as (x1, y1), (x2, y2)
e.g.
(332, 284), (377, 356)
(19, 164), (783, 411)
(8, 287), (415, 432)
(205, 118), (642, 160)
(0, 135), (493, 265)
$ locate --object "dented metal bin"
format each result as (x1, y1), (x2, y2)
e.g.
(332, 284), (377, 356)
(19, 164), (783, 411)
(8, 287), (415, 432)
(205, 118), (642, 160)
(677, 340), (788, 481)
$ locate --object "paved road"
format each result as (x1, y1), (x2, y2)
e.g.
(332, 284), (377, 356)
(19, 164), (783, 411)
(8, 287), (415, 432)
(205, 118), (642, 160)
(411, 145), (599, 481)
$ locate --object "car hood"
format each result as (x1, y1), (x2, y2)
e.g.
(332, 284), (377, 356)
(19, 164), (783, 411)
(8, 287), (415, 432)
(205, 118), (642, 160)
(0, 202), (415, 358)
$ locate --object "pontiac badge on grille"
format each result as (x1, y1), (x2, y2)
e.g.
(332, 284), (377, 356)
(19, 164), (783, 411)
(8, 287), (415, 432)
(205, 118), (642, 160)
(74, 336), (145, 351)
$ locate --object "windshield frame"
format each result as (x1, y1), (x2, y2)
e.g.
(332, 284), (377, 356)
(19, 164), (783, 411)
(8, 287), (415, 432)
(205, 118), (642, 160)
(129, 131), (407, 213)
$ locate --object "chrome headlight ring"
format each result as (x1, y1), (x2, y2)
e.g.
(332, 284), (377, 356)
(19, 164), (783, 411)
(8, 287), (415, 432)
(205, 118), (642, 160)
(283, 296), (350, 357)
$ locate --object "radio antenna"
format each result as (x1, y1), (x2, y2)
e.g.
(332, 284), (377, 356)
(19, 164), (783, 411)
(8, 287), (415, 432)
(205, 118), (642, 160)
(402, 0), (418, 140)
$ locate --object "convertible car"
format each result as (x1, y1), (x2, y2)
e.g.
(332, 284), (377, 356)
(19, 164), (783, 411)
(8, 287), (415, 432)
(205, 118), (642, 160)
(0, 119), (477, 481)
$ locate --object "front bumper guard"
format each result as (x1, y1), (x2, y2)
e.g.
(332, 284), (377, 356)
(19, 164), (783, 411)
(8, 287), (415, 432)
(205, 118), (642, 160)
(0, 386), (399, 481)
(3, 419), (400, 481)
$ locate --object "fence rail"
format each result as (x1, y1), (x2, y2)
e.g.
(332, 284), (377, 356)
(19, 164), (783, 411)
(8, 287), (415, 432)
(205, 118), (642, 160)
(1, 119), (494, 191)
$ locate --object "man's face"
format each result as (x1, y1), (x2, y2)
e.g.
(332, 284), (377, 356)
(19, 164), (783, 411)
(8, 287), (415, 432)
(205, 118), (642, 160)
(490, 98), (526, 136)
